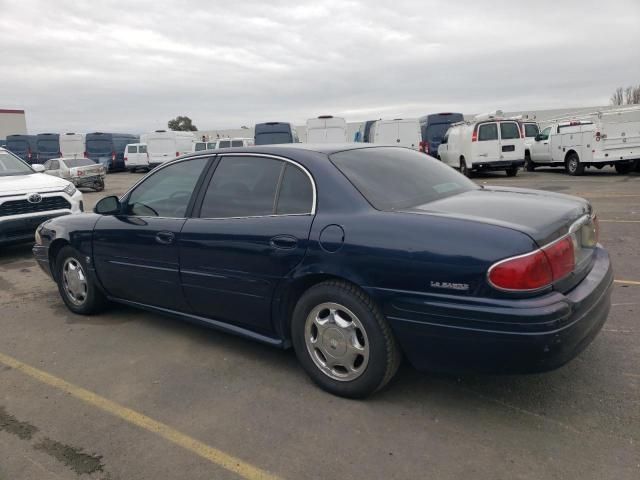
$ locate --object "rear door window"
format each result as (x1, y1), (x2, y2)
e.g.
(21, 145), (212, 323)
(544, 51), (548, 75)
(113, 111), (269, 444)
(200, 156), (283, 218)
(500, 122), (520, 140)
(127, 145), (137, 153)
(524, 124), (539, 138)
(276, 164), (314, 214)
(139, 145), (147, 153)
(478, 123), (498, 141)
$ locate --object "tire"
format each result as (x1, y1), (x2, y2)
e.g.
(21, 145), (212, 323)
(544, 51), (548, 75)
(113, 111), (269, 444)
(505, 166), (518, 177)
(460, 158), (471, 178)
(634, 159), (640, 172)
(565, 153), (584, 176)
(525, 153), (535, 172)
(615, 162), (632, 175)
(291, 280), (401, 398)
(55, 246), (108, 315)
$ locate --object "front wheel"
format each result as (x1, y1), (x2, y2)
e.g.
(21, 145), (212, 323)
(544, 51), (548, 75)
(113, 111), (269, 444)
(291, 280), (401, 398)
(505, 166), (518, 177)
(525, 153), (535, 171)
(460, 158), (471, 178)
(565, 153), (584, 176)
(55, 246), (108, 315)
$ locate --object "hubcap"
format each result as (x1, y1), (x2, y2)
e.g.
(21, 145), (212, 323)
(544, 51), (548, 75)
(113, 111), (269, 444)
(62, 258), (88, 306)
(569, 158), (577, 171)
(304, 302), (369, 382)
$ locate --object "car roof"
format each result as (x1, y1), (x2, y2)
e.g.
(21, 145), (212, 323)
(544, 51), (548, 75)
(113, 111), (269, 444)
(180, 143), (386, 159)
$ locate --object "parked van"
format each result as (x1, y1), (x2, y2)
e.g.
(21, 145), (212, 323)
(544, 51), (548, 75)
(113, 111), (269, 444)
(5, 134), (38, 163)
(418, 112), (464, 156)
(356, 120), (377, 143)
(59, 133), (85, 158)
(370, 119), (421, 149)
(85, 132), (139, 171)
(215, 137), (254, 148)
(144, 130), (195, 167)
(124, 143), (149, 172)
(36, 133), (61, 163)
(527, 107), (640, 175)
(193, 141), (208, 152)
(437, 111), (524, 177)
(306, 116), (348, 143)
(254, 122), (299, 145)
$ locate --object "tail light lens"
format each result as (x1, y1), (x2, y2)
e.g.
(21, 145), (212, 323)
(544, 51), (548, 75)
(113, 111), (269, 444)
(471, 129), (478, 142)
(84, 151), (88, 158)
(111, 151), (116, 161)
(488, 234), (578, 291)
(124, 156), (128, 162)
(176, 151), (180, 157)
(77, 169), (85, 177)
(419, 141), (428, 153)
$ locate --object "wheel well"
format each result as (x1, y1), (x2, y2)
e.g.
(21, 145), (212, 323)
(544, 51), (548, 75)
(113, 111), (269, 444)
(48, 239), (70, 280)
(564, 150), (578, 162)
(524, 149), (530, 158)
(280, 273), (353, 342)
(459, 155), (466, 165)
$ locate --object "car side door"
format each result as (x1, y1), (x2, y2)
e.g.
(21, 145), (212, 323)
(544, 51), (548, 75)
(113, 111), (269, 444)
(92, 156), (211, 311)
(179, 154), (315, 334)
(531, 126), (552, 162)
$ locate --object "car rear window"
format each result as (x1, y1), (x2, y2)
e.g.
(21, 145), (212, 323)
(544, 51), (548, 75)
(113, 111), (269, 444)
(7, 140), (28, 153)
(139, 145), (147, 153)
(87, 140), (112, 153)
(524, 124), (539, 137)
(330, 147), (477, 211)
(127, 145), (137, 153)
(255, 133), (292, 145)
(500, 122), (520, 140)
(478, 123), (498, 141)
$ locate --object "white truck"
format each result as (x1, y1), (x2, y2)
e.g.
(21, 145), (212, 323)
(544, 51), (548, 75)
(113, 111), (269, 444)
(143, 130), (196, 168)
(306, 115), (348, 143)
(369, 119), (421, 149)
(437, 111), (524, 177)
(527, 107), (640, 175)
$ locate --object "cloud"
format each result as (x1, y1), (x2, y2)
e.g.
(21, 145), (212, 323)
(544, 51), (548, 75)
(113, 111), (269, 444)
(0, 0), (638, 133)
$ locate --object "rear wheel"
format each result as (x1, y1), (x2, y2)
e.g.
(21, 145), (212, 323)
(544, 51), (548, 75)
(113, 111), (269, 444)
(460, 158), (471, 178)
(291, 280), (401, 398)
(55, 246), (108, 315)
(565, 153), (584, 176)
(615, 162), (633, 174)
(505, 166), (518, 177)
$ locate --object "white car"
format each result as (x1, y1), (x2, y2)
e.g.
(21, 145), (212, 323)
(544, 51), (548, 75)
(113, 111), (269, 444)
(142, 130), (196, 168)
(43, 157), (106, 191)
(124, 143), (149, 172)
(0, 148), (84, 246)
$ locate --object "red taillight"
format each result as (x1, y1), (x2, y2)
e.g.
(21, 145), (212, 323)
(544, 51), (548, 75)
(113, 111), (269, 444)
(488, 250), (553, 291)
(419, 141), (428, 153)
(471, 130), (478, 142)
(84, 151), (88, 158)
(488, 237), (576, 291)
(111, 151), (116, 161)
(176, 151), (179, 157)
(124, 156), (128, 162)
(519, 124), (524, 138)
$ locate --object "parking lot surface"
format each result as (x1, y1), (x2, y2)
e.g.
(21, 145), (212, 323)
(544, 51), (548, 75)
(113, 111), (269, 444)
(1, 167), (639, 480)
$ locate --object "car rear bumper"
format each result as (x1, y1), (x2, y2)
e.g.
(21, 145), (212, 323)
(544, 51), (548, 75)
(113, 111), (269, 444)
(0, 212), (70, 246)
(378, 247), (612, 374)
(472, 160), (524, 171)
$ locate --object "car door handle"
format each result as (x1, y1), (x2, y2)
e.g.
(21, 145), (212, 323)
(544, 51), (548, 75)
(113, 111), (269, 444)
(155, 231), (175, 245)
(270, 235), (298, 250)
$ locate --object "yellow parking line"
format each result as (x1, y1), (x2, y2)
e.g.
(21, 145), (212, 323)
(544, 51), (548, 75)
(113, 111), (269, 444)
(0, 351), (280, 480)
(614, 279), (640, 286)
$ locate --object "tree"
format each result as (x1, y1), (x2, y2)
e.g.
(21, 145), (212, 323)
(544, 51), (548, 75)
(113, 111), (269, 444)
(610, 87), (624, 106)
(168, 116), (198, 131)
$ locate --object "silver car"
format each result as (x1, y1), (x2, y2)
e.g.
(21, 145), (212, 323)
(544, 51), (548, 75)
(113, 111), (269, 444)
(43, 157), (106, 191)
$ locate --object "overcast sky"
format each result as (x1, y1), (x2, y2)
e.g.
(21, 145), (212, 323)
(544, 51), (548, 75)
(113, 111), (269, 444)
(1, 0), (639, 133)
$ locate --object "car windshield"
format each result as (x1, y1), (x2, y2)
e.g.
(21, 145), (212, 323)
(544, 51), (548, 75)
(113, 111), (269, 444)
(0, 151), (34, 176)
(524, 124), (539, 137)
(65, 159), (96, 167)
(331, 147), (478, 211)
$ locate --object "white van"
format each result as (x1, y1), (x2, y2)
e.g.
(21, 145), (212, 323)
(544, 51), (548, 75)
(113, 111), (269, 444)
(437, 112), (524, 177)
(306, 115), (348, 143)
(215, 138), (254, 149)
(370, 119), (421, 149)
(124, 143), (148, 172)
(59, 133), (85, 158)
(144, 130), (196, 167)
(193, 141), (208, 152)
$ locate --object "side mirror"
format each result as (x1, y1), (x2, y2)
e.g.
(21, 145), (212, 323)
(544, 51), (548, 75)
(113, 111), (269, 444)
(94, 196), (121, 215)
(534, 134), (542, 141)
(32, 164), (45, 173)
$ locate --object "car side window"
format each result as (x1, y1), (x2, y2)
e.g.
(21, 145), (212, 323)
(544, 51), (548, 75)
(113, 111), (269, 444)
(540, 127), (551, 141)
(276, 164), (313, 214)
(200, 156), (283, 218)
(127, 145), (137, 153)
(49, 160), (60, 170)
(478, 123), (498, 141)
(125, 157), (208, 217)
(139, 145), (147, 154)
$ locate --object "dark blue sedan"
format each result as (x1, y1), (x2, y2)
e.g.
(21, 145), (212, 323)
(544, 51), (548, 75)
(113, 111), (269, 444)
(33, 145), (613, 398)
